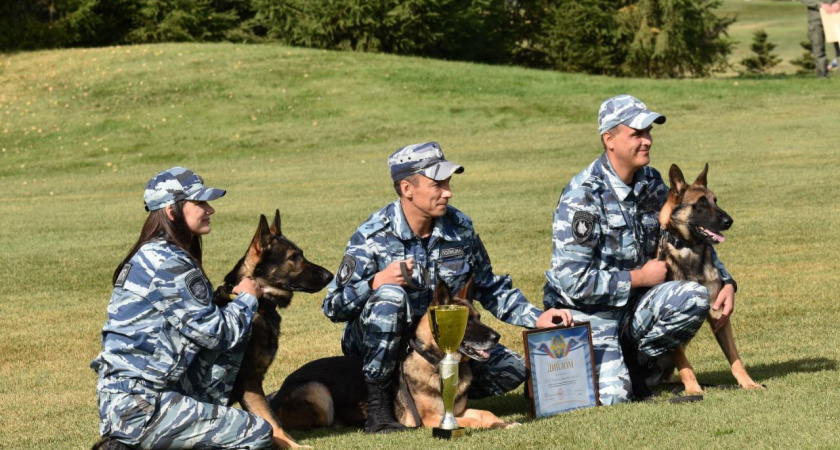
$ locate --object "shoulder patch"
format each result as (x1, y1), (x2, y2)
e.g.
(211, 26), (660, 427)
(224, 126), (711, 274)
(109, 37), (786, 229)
(336, 255), (357, 287)
(572, 211), (596, 243)
(115, 263), (133, 288)
(186, 270), (210, 304)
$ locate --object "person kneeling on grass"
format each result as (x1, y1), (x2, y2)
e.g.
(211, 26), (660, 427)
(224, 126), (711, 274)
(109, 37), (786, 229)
(322, 142), (573, 433)
(90, 167), (280, 449)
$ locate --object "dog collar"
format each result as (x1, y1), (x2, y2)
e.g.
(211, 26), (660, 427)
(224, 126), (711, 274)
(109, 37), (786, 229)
(407, 337), (442, 368)
(661, 229), (687, 250)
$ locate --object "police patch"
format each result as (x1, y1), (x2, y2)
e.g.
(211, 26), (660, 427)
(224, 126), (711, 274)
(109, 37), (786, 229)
(336, 255), (356, 287)
(115, 263), (133, 288)
(186, 270), (209, 303)
(440, 247), (465, 259)
(640, 196), (660, 212)
(572, 211), (596, 243)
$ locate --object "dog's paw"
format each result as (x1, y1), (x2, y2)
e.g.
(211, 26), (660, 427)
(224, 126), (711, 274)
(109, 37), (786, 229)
(491, 421), (521, 429)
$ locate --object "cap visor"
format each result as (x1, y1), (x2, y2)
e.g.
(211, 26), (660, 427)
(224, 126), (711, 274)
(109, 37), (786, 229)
(630, 112), (666, 130)
(188, 187), (226, 202)
(421, 161), (464, 181)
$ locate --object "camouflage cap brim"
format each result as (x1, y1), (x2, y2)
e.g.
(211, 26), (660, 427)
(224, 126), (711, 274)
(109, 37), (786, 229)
(419, 160), (464, 181)
(624, 111), (666, 131)
(187, 187), (226, 202)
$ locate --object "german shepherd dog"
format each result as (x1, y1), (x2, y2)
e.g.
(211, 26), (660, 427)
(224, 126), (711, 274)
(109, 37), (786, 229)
(268, 277), (519, 430)
(91, 210), (333, 450)
(215, 210), (333, 448)
(655, 164), (763, 395)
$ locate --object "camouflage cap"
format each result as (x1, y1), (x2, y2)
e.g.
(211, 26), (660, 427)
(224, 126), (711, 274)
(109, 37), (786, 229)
(598, 94), (666, 134)
(143, 167), (226, 211)
(387, 142), (464, 182)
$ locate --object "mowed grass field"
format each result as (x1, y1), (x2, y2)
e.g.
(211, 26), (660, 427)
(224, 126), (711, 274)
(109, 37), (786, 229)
(2, 7), (840, 450)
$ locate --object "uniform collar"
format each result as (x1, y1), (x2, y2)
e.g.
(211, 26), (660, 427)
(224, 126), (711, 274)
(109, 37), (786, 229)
(598, 153), (652, 201)
(391, 199), (461, 243)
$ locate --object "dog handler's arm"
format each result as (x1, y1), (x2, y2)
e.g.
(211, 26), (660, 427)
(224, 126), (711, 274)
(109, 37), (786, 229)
(149, 254), (258, 352)
(712, 283), (736, 333)
(544, 189), (633, 310)
(322, 231), (380, 322)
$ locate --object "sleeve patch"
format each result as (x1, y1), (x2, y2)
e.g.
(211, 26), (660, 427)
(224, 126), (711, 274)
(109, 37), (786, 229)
(336, 255), (357, 287)
(115, 263), (133, 288)
(572, 211), (596, 243)
(186, 270), (210, 304)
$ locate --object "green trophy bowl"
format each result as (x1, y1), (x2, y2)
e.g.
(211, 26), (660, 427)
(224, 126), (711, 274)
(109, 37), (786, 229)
(428, 305), (469, 439)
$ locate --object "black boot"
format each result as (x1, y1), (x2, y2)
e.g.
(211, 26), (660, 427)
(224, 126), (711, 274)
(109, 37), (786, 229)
(91, 436), (136, 450)
(364, 378), (408, 434)
(619, 324), (656, 401)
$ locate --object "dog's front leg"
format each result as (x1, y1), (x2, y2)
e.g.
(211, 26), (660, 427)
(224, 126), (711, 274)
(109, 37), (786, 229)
(673, 346), (704, 395)
(240, 379), (309, 449)
(458, 408), (520, 429)
(708, 313), (763, 390)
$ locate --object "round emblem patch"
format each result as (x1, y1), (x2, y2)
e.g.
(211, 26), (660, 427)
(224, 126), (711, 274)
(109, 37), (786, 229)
(572, 211), (596, 243)
(336, 255), (357, 287)
(186, 270), (210, 304)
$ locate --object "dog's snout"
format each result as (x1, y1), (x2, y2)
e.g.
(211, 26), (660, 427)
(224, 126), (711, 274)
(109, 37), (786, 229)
(321, 269), (334, 284)
(720, 212), (733, 230)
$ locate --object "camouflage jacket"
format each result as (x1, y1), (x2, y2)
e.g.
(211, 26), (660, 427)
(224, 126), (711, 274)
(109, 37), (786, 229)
(323, 200), (542, 328)
(543, 153), (735, 312)
(90, 239), (257, 397)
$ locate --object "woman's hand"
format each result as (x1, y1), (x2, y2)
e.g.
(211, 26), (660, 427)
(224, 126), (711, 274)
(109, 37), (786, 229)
(233, 277), (263, 298)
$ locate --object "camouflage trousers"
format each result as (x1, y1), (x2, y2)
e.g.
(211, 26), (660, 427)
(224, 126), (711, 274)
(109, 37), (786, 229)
(809, 11), (829, 78)
(97, 379), (273, 449)
(569, 281), (709, 405)
(341, 285), (526, 397)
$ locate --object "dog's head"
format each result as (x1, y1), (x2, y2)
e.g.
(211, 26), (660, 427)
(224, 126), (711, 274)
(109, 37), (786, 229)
(422, 276), (500, 362)
(240, 209), (334, 308)
(659, 163), (733, 246)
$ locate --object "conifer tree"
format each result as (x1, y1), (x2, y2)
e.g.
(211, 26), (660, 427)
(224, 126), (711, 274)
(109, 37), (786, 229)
(740, 29), (781, 75)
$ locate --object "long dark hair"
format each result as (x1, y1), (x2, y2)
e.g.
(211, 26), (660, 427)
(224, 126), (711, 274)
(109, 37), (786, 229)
(112, 201), (204, 285)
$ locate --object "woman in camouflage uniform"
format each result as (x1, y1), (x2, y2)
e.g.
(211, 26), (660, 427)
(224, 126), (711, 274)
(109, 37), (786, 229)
(91, 167), (275, 449)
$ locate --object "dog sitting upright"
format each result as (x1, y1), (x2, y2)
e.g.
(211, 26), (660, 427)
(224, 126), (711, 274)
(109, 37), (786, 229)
(268, 277), (519, 431)
(656, 164), (763, 395)
(216, 210), (333, 448)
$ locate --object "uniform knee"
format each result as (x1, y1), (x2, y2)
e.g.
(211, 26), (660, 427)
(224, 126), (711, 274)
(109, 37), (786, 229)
(680, 281), (710, 318)
(363, 285), (408, 334)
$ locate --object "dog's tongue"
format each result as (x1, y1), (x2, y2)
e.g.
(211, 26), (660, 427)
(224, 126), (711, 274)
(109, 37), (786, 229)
(701, 227), (725, 243)
(477, 349), (490, 360)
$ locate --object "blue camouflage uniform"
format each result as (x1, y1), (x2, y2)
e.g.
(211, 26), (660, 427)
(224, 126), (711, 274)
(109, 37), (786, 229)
(543, 96), (735, 405)
(91, 240), (274, 449)
(91, 166), (273, 449)
(323, 200), (542, 398)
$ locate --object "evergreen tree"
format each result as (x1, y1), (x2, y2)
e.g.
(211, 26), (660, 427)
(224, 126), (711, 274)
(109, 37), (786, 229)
(790, 39), (817, 74)
(740, 29), (781, 75)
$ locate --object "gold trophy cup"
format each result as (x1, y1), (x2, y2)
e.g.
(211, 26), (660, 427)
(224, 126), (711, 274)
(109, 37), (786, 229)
(428, 304), (469, 439)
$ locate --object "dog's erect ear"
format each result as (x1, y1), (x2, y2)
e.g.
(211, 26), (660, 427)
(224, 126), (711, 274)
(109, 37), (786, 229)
(455, 276), (475, 303)
(692, 163), (709, 188)
(270, 209), (282, 236)
(668, 164), (688, 195)
(433, 279), (452, 307)
(250, 214), (271, 254)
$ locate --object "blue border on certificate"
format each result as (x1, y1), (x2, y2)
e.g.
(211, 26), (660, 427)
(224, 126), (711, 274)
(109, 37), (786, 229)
(523, 323), (599, 418)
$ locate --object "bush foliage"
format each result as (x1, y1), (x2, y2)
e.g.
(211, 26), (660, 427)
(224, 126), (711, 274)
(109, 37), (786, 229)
(1, 0), (733, 78)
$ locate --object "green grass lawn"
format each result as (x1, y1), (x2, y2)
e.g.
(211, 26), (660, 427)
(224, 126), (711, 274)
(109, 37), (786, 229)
(2, 6), (840, 449)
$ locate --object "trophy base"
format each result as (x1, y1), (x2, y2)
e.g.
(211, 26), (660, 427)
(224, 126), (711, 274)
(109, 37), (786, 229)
(432, 427), (466, 440)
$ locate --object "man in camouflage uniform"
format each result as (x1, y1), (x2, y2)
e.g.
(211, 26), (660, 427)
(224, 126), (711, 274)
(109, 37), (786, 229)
(802, 0), (840, 77)
(323, 142), (572, 433)
(91, 168), (274, 449)
(542, 95), (738, 405)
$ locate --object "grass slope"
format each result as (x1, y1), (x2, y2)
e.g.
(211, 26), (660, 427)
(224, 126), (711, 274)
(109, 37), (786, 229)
(1, 24), (839, 450)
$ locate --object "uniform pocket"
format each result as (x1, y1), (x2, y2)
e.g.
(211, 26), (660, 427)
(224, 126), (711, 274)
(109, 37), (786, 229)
(99, 390), (158, 443)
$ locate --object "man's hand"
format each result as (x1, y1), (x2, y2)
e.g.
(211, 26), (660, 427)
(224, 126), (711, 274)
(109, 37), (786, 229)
(536, 308), (574, 328)
(712, 283), (736, 332)
(630, 260), (667, 288)
(831, 2), (840, 13)
(371, 258), (415, 290)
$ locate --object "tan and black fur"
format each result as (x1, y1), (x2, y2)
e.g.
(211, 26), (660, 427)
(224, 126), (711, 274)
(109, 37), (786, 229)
(656, 164), (762, 395)
(216, 210), (333, 448)
(269, 277), (519, 431)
